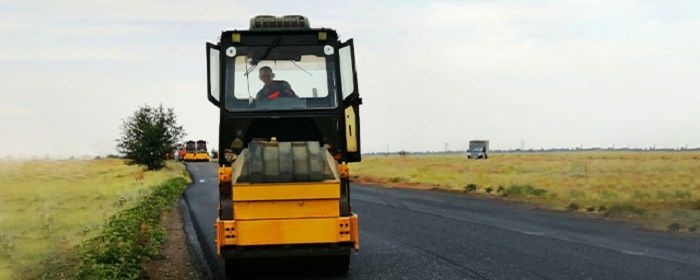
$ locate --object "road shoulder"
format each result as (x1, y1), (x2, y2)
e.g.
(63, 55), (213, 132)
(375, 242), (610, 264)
(143, 205), (208, 280)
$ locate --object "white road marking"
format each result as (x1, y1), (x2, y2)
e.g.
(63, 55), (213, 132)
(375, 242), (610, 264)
(621, 250), (648, 256)
(521, 231), (546, 236)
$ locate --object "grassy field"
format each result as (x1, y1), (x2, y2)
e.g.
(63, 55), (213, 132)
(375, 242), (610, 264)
(351, 152), (700, 232)
(0, 159), (186, 280)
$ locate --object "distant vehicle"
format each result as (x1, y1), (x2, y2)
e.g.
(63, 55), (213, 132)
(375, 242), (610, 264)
(183, 140), (197, 161)
(467, 140), (489, 159)
(195, 140), (210, 161)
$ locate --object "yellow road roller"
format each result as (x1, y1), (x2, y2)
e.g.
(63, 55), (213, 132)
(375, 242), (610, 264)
(183, 140), (197, 161)
(195, 140), (211, 161)
(205, 15), (363, 277)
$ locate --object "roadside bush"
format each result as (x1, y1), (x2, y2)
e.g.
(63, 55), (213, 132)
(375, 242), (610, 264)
(496, 185), (505, 193)
(485, 187), (494, 194)
(656, 191), (673, 200)
(667, 223), (681, 232)
(502, 184), (547, 197)
(0, 235), (16, 261)
(566, 203), (580, 212)
(569, 190), (585, 199)
(75, 177), (189, 280)
(388, 177), (409, 183)
(674, 189), (691, 200)
(464, 184), (478, 192)
(601, 190), (619, 200)
(606, 202), (648, 217)
(532, 188), (547, 196)
(689, 225), (699, 232)
(586, 207), (596, 212)
(633, 190), (652, 200)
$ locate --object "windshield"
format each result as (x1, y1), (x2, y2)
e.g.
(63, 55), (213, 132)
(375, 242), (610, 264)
(197, 142), (207, 151)
(186, 142), (196, 151)
(224, 45), (337, 111)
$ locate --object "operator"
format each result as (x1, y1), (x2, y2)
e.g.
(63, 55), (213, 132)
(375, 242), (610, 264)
(255, 66), (298, 100)
(178, 149), (185, 160)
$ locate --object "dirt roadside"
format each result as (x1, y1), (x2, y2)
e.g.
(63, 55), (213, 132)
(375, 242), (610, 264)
(143, 207), (208, 280)
(350, 176), (436, 190)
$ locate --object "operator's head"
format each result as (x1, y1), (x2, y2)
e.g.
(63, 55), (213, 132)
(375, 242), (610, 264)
(259, 66), (275, 86)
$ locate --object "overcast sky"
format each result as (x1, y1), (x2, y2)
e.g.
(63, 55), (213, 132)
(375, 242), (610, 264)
(1, 0), (699, 158)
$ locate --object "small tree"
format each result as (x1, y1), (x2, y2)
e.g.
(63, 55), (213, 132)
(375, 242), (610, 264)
(116, 104), (185, 170)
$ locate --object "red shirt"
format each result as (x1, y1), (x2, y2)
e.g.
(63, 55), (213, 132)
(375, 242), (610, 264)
(255, 80), (297, 100)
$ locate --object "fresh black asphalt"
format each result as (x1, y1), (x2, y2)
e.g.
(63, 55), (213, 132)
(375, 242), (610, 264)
(182, 162), (700, 280)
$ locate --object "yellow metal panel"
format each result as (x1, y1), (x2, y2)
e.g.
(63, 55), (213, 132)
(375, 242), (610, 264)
(236, 218), (339, 245)
(218, 166), (232, 184)
(349, 214), (359, 250)
(337, 216), (352, 242)
(234, 199), (339, 220)
(215, 219), (238, 253)
(232, 182), (340, 201)
(338, 163), (349, 178)
(344, 107), (357, 152)
(184, 153), (196, 161)
(215, 215), (359, 253)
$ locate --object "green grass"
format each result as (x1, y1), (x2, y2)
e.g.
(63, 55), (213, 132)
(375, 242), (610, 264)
(351, 152), (700, 232)
(0, 159), (187, 280)
(72, 177), (189, 279)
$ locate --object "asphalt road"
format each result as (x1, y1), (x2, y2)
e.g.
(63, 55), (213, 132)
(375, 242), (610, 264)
(182, 162), (700, 280)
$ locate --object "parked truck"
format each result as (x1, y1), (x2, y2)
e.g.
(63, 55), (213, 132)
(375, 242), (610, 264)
(467, 140), (489, 159)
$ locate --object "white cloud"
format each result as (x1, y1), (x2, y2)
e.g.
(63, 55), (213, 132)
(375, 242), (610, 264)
(0, 43), (197, 61)
(0, 106), (30, 116)
(1, 0), (700, 156)
(40, 0), (252, 23)
(51, 25), (157, 36)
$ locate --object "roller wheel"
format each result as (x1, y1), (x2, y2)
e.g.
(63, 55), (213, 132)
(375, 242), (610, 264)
(327, 255), (350, 274)
(224, 258), (261, 279)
